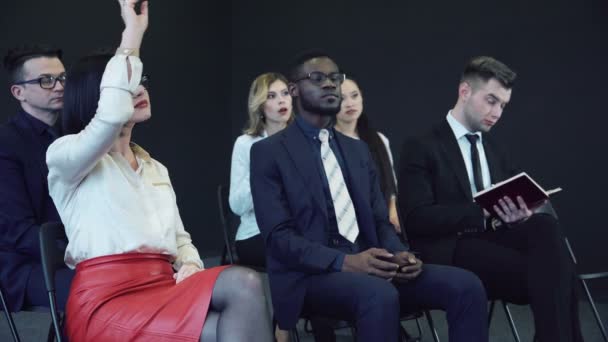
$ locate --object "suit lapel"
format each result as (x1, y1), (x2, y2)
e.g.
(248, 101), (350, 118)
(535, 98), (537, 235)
(281, 124), (328, 217)
(436, 121), (473, 201)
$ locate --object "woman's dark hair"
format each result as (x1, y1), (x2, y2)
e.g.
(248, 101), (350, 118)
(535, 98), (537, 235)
(347, 77), (397, 203)
(62, 52), (113, 135)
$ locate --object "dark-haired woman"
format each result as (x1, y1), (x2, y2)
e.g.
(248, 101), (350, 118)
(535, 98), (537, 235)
(335, 77), (401, 233)
(46, 1), (271, 341)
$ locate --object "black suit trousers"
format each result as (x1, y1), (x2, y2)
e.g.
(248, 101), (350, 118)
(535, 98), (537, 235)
(452, 213), (583, 342)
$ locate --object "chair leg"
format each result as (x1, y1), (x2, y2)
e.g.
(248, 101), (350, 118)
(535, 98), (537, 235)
(424, 310), (440, 342)
(488, 300), (496, 328)
(501, 301), (521, 342)
(413, 317), (423, 340)
(579, 278), (608, 342)
(290, 327), (300, 342)
(48, 293), (63, 342)
(0, 288), (21, 342)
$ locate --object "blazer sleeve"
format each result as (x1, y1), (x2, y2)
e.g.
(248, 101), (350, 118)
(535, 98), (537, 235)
(0, 146), (42, 258)
(398, 137), (485, 237)
(250, 141), (344, 273)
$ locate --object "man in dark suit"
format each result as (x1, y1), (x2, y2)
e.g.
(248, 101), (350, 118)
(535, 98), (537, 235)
(0, 46), (73, 312)
(251, 51), (488, 342)
(399, 56), (583, 342)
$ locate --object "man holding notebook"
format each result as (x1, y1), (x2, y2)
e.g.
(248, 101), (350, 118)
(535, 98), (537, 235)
(398, 56), (583, 342)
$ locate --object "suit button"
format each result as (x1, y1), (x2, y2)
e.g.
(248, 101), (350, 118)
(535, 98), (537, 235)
(332, 238), (339, 246)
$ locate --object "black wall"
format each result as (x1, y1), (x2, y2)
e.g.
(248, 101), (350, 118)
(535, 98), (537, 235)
(230, 0), (608, 291)
(0, 0), (231, 256)
(2, 1), (607, 292)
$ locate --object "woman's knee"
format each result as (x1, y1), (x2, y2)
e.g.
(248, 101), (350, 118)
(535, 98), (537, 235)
(219, 266), (265, 298)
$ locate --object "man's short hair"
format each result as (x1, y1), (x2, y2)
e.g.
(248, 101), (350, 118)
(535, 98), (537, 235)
(461, 56), (516, 89)
(3, 45), (62, 84)
(287, 49), (336, 82)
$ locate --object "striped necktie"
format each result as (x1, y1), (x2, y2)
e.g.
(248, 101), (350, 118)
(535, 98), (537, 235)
(318, 129), (359, 243)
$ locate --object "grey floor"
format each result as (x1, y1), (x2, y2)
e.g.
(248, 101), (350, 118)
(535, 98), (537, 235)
(2, 257), (607, 341)
(1, 300), (607, 341)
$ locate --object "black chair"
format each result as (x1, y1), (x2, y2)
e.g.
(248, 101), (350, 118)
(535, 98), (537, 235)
(488, 300), (521, 342)
(0, 284), (21, 342)
(542, 203), (608, 341)
(39, 221), (66, 342)
(486, 203), (608, 342)
(0, 222), (67, 342)
(565, 237), (608, 342)
(217, 184), (238, 266)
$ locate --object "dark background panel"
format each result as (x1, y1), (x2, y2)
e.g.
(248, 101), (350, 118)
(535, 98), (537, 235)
(0, 0), (232, 256)
(230, 0), (608, 289)
(1, 1), (607, 297)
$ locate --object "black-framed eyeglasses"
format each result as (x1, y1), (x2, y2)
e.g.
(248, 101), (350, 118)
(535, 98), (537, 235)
(294, 71), (346, 85)
(140, 74), (150, 90)
(14, 73), (66, 89)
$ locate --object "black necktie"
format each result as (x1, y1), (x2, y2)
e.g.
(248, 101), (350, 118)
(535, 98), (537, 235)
(465, 134), (484, 192)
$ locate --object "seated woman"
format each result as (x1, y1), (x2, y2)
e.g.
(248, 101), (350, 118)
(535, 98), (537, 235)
(229, 72), (293, 268)
(46, 1), (271, 341)
(335, 77), (401, 233)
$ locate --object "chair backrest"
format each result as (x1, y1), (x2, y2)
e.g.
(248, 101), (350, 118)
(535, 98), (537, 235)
(39, 221), (66, 342)
(39, 222), (66, 293)
(217, 184), (240, 265)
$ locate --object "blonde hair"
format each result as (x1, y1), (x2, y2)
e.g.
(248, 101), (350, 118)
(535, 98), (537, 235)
(244, 72), (294, 136)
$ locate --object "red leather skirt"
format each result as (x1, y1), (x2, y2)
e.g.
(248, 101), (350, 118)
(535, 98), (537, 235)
(65, 253), (229, 342)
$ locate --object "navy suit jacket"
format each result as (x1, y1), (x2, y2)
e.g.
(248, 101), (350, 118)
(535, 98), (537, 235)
(398, 120), (519, 265)
(0, 110), (65, 311)
(250, 122), (407, 328)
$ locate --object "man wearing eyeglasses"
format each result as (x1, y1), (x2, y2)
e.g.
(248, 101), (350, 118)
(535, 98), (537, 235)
(250, 50), (488, 342)
(0, 45), (73, 313)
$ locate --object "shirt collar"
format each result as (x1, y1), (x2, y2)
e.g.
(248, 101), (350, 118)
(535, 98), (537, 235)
(446, 110), (482, 142)
(130, 142), (152, 163)
(20, 109), (52, 136)
(295, 115), (334, 142)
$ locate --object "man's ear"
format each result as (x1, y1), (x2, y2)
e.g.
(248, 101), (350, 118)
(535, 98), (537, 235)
(10, 85), (26, 102)
(288, 82), (298, 97)
(458, 81), (471, 101)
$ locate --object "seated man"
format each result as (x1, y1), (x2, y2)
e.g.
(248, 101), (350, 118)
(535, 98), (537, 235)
(0, 46), (73, 312)
(251, 50), (488, 342)
(398, 56), (583, 342)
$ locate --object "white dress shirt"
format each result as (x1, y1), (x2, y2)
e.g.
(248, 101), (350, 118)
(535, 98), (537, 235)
(47, 55), (203, 270)
(446, 111), (492, 195)
(229, 132), (267, 241)
(377, 131), (398, 188)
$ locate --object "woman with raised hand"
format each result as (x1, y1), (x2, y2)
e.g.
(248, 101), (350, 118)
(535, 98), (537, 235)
(47, 1), (272, 341)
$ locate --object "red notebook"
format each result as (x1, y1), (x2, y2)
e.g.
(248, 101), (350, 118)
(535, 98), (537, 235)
(473, 172), (562, 212)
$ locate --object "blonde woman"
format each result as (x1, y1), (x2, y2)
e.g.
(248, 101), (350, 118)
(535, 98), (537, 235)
(229, 72), (293, 268)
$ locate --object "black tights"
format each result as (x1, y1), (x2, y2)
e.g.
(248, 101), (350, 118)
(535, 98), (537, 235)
(200, 266), (272, 342)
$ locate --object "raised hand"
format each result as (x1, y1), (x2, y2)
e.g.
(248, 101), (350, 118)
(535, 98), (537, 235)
(116, 0), (149, 49)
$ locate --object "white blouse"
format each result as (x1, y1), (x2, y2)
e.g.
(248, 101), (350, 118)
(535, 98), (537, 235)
(229, 132), (267, 241)
(47, 55), (203, 270)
